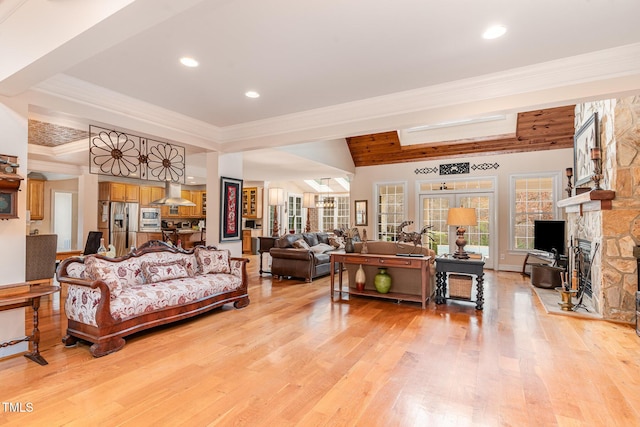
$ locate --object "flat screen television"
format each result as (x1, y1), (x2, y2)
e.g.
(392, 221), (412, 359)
(533, 220), (566, 256)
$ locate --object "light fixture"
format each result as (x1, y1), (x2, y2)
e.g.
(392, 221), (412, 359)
(269, 187), (285, 237)
(482, 25), (507, 40)
(447, 207), (478, 259)
(315, 178), (334, 209)
(245, 91), (260, 98)
(180, 57), (199, 67)
(302, 192), (316, 232)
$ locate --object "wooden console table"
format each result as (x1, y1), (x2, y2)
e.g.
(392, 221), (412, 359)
(330, 253), (432, 309)
(435, 256), (485, 310)
(0, 285), (60, 365)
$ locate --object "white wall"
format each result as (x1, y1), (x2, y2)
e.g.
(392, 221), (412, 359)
(351, 148), (574, 271)
(0, 96), (29, 357)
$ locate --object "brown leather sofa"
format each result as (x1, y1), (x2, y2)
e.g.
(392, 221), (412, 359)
(270, 232), (340, 282)
(345, 241), (437, 299)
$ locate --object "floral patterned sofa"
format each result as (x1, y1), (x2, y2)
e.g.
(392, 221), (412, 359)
(56, 242), (249, 357)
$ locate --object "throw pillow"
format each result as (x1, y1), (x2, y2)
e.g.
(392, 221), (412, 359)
(85, 257), (124, 299)
(292, 239), (311, 250)
(329, 236), (345, 249)
(195, 247), (231, 274)
(310, 243), (334, 254)
(141, 259), (192, 283)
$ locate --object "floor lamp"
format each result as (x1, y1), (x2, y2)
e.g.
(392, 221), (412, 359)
(447, 207), (478, 259)
(269, 188), (285, 237)
(302, 192), (315, 232)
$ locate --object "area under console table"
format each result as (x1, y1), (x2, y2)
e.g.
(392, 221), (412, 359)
(329, 252), (432, 309)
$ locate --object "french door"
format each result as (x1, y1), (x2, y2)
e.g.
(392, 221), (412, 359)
(419, 192), (494, 269)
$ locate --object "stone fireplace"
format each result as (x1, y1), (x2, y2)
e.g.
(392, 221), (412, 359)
(576, 239), (593, 298)
(559, 97), (640, 323)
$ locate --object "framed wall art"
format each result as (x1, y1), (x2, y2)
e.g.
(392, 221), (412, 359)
(573, 112), (600, 187)
(219, 176), (243, 242)
(354, 200), (368, 226)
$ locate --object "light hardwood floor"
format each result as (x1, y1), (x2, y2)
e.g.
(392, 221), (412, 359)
(1, 255), (639, 426)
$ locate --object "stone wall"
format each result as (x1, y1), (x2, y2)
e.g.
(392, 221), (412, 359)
(569, 96), (640, 322)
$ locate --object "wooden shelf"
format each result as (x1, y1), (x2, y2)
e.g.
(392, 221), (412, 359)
(557, 189), (615, 214)
(337, 287), (424, 305)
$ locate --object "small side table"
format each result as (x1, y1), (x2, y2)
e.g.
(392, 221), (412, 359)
(258, 237), (277, 275)
(435, 256), (485, 310)
(0, 285), (60, 365)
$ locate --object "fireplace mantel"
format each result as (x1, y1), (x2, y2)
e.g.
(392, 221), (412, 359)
(557, 189), (616, 214)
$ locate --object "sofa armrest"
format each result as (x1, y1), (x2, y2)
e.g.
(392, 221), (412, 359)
(269, 248), (314, 261)
(230, 257), (249, 278)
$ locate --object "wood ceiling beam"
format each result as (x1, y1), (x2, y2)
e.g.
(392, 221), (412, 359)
(346, 105), (575, 167)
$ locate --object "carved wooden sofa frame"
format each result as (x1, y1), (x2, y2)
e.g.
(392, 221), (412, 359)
(56, 241), (249, 357)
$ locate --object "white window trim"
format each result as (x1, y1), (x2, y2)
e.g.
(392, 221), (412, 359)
(509, 172), (562, 253)
(374, 181), (408, 241)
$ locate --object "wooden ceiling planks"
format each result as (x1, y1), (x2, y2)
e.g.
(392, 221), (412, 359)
(346, 105), (575, 167)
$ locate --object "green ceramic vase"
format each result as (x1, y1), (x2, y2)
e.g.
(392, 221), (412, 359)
(374, 268), (392, 293)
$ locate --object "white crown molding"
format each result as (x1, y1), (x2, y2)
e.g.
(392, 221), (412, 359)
(33, 74), (224, 149)
(221, 42), (640, 144)
(27, 157), (83, 177)
(31, 43), (640, 152)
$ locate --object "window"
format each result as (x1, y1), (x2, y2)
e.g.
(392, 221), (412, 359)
(376, 183), (405, 241)
(320, 196), (349, 231)
(288, 195), (302, 233)
(511, 174), (559, 251)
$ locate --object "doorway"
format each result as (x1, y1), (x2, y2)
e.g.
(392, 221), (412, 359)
(419, 192), (494, 269)
(52, 190), (78, 251)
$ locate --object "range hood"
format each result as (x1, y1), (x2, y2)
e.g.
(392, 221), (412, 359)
(150, 181), (196, 207)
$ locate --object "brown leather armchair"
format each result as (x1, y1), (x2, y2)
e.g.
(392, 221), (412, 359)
(269, 232), (340, 282)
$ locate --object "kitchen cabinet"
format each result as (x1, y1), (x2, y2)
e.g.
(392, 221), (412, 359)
(99, 182), (139, 202)
(178, 190), (195, 217)
(192, 191), (206, 217)
(139, 186), (164, 207)
(165, 190), (205, 218)
(242, 187), (262, 219)
(136, 231), (163, 247)
(242, 229), (262, 253)
(27, 178), (45, 221)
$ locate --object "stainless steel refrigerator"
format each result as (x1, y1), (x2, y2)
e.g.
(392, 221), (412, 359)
(110, 202), (139, 256)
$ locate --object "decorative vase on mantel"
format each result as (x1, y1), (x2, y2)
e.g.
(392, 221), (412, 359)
(374, 268), (392, 294)
(355, 265), (366, 292)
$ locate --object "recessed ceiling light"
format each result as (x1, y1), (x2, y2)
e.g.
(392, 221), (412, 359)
(245, 91), (260, 98)
(180, 57), (199, 67)
(482, 25), (507, 40)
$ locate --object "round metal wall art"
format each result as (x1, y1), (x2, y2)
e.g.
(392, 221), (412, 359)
(89, 125), (186, 183)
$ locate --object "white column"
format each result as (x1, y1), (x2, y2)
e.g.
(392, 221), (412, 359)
(206, 152), (243, 257)
(77, 168), (99, 250)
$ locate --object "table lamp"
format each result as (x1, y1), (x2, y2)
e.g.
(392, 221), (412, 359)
(447, 207), (478, 259)
(302, 192), (315, 233)
(269, 187), (285, 237)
